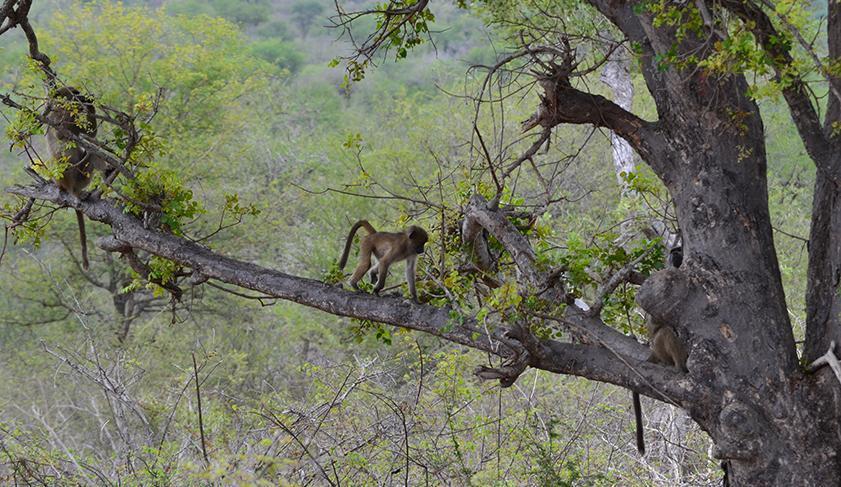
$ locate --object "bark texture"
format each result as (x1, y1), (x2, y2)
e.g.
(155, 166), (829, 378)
(514, 0), (841, 482)
(9, 184), (697, 404)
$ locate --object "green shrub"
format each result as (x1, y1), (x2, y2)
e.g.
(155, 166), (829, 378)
(251, 39), (305, 73)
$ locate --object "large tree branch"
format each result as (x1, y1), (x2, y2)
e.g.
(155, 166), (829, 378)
(557, 307), (648, 359)
(585, 0), (671, 112)
(827, 0), (841, 127)
(802, 0), (841, 362)
(538, 340), (701, 407)
(7, 182), (700, 403)
(716, 0), (841, 358)
(8, 183), (504, 353)
(521, 71), (663, 169)
(803, 173), (841, 362)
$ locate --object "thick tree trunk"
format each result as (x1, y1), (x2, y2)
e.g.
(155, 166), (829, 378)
(804, 174), (841, 361)
(577, 2), (841, 482)
(804, 0), (841, 364)
(6, 0), (841, 482)
(637, 136), (841, 483)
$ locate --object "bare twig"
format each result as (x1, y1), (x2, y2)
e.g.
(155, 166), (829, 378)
(192, 353), (210, 466)
(808, 341), (841, 386)
(588, 245), (656, 317)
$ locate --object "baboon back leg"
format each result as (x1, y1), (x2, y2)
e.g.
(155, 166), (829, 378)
(372, 256), (393, 294)
(350, 243), (373, 289)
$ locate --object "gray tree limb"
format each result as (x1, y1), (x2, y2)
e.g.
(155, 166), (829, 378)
(7, 182), (696, 403)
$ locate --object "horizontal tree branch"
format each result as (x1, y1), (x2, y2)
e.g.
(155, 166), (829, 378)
(538, 340), (700, 407)
(557, 308), (649, 359)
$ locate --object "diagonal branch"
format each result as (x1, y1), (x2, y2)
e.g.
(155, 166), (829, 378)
(464, 194), (542, 290)
(0, 1), (54, 79)
(464, 193), (646, 359)
(7, 182), (699, 403)
(331, 0), (430, 72)
(556, 308), (648, 359)
(8, 183), (502, 353)
(587, 245), (655, 317)
(521, 64), (662, 167)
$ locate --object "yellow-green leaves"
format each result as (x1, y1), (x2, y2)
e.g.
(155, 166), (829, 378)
(5, 108), (42, 151)
(223, 193), (260, 219)
(41, 1), (273, 177)
(701, 27), (773, 75)
(487, 280), (522, 311)
(122, 164), (204, 235)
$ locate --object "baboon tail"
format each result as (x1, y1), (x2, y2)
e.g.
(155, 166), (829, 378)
(76, 209), (89, 270)
(338, 220), (376, 269)
(633, 391), (645, 455)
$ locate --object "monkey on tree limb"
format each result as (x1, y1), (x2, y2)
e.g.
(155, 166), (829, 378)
(43, 86), (110, 270)
(338, 220), (428, 303)
(632, 242), (689, 455)
(646, 316), (689, 370)
(632, 315), (689, 454)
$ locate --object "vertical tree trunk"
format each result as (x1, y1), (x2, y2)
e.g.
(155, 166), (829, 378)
(605, 11), (816, 478)
(600, 45), (636, 190)
(804, 173), (841, 362)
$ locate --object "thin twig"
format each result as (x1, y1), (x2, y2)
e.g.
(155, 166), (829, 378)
(192, 352), (210, 466)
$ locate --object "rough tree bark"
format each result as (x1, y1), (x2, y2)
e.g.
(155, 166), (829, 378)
(561, 0), (840, 483)
(7, 183), (692, 404)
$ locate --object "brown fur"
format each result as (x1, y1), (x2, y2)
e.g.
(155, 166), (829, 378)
(647, 317), (688, 372)
(44, 86), (106, 270)
(338, 220), (428, 302)
(634, 316), (688, 455)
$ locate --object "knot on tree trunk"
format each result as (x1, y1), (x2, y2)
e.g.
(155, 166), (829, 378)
(521, 76), (572, 133)
(635, 268), (692, 324)
(712, 400), (761, 461)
